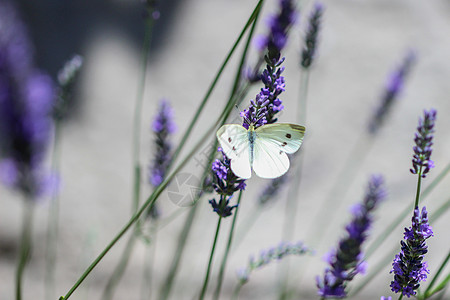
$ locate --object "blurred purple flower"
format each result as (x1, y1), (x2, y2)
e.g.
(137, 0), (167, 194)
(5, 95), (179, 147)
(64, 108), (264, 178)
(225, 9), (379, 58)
(316, 175), (386, 298)
(301, 2), (324, 69)
(368, 51), (416, 134)
(149, 99), (175, 187)
(0, 2), (55, 197)
(390, 206), (433, 297)
(410, 109), (436, 178)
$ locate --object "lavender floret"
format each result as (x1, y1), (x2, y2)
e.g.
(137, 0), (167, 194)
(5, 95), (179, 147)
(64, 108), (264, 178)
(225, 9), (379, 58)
(390, 206), (433, 297)
(316, 175), (386, 298)
(410, 109), (436, 178)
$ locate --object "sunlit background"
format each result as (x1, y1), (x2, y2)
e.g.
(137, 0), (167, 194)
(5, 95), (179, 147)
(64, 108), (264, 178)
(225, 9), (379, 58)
(1, 0), (449, 299)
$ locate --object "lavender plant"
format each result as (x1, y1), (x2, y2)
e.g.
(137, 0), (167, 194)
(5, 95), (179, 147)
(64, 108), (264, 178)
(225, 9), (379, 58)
(148, 99), (176, 217)
(301, 2), (324, 69)
(389, 109), (437, 298)
(316, 175), (386, 298)
(0, 3), (55, 300)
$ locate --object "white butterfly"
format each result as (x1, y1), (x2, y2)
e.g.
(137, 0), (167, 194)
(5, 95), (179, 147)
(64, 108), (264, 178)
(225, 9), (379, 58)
(216, 123), (305, 179)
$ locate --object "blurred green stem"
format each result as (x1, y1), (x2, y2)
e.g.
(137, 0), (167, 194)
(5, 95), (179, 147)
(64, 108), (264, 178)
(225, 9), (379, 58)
(277, 66), (310, 300)
(214, 191), (243, 299)
(423, 250), (450, 299)
(102, 8), (155, 300)
(16, 199), (34, 300)
(45, 118), (62, 300)
(199, 214), (223, 300)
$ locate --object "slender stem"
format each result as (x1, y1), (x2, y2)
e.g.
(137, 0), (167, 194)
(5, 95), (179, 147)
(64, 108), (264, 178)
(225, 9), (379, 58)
(59, 120), (216, 300)
(132, 9), (155, 213)
(168, 0), (264, 169)
(101, 10), (155, 299)
(233, 205), (263, 251)
(16, 199), (34, 300)
(399, 294), (403, 300)
(214, 191), (243, 300)
(45, 118), (62, 300)
(232, 283), (243, 300)
(199, 215), (223, 300)
(364, 162), (450, 259)
(277, 64), (311, 299)
(414, 167), (423, 209)
(158, 201), (200, 300)
(141, 224), (158, 300)
(424, 250), (450, 298)
(350, 197), (450, 297)
(101, 229), (138, 300)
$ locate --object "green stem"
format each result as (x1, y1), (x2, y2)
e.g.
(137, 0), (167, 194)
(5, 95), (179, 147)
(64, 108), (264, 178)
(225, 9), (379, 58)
(199, 215), (223, 300)
(232, 283), (243, 300)
(45, 118), (62, 300)
(141, 224), (158, 300)
(168, 0), (264, 168)
(16, 199), (34, 300)
(101, 229), (138, 300)
(414, 167), (423, 209)
(424, 250), (450, 298)
(101, 9), (155, 299)
(59, 120), (216, 300)
(214, 191), (243, 300)
(277, 62), (311, 300)
(158, 201), (200, 300)
(350, 196), (450, 297)
(132, 8), (155, 213)
(364, 162), (450, 259)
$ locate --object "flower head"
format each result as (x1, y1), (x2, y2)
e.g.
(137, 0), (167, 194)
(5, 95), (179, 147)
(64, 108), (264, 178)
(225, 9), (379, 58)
(237, 241), (310, 285)
(0, 2), (55, 197)
(317, 175), (386, 298)
(301, 2), (324, 69)
(410, 109), (436, 178)
(209, 147), (246, 218)
(390, 206), (433, 297)
(241, 0), (297, 129)
(368, 51), (416, 134)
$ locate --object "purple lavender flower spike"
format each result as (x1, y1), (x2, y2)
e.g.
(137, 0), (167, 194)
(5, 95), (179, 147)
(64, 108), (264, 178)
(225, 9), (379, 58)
(241, 0), (297, 128)
(316, 175), (386, 298)
(148, 99), (176, 218)
(149, 99), (176, 187)
(390, 206), (433, 297)
(380, 297), (392, 300)
(368, 51), (416, 134)
(237, 241), (310, 285)
(301, 2), (324, 69)
(209, 148), (246, 218)
(0, 2), (55, 198)
(410, 109), (436, 178)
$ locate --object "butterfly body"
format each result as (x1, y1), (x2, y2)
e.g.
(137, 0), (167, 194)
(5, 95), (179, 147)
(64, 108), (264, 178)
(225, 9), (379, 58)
(216, 123), (305, 179)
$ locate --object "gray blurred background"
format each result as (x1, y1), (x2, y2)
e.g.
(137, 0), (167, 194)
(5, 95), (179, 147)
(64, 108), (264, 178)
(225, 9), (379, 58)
(1, 0), (449, 299)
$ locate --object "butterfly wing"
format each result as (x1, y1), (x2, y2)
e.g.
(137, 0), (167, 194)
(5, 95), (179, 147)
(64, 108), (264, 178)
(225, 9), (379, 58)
(216, 124), (252, 179)
(251, 123), (305, 178)
(255, 123), (305, 154)
(252, 135), (290, 178)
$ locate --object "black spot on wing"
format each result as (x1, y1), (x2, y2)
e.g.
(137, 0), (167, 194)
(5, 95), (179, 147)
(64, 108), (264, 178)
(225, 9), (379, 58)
(228, 137), (232, 143)
(286, 133), (291, 138)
